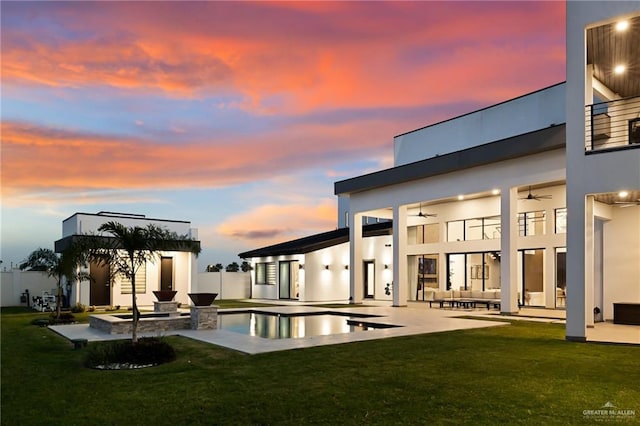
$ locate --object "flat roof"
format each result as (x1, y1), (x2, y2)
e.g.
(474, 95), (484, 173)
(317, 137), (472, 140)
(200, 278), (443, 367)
(238, 221), (392, 259)
(394, 82), (566, 138)
(54, 235), (201, 254)
(62, 211), (191, 224)
(335, 124), (565, 195)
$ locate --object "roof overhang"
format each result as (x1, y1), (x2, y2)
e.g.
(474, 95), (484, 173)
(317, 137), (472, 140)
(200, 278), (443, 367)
(335, 124), (566, 195)
(54, 235), (201, 254)
(238, 221), (392, 259)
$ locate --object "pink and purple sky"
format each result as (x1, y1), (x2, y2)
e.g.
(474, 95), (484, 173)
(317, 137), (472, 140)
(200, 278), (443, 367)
(1, 1), (566, 270)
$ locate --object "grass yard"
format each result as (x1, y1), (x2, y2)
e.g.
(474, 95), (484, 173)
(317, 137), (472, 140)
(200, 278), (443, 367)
(2, 307), (639, 425)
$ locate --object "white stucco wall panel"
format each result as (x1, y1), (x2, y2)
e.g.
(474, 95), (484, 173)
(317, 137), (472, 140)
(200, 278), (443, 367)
(603, 206), (640, 320)
(305, 246), (350, 302)
(195, 272), (251, 300)
(62, 213), (193, 237)
(566, 1), (640, 338)
(0, 271), (58, 307)
(107, 251), (194, 308)
(349, 151), (566, 216)
(394, 84), (566, 166)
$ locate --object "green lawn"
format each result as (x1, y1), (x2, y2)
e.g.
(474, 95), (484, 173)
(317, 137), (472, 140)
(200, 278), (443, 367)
(2, 307), (638, 425)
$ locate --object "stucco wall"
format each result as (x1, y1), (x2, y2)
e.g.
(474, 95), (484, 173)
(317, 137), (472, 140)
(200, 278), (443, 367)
(246, 234), (392, 303)
(603, 206), (640, 320)
(565, 0), (640, 338)
(62, 213), (194, 237)
(394, 83), (566, 166)
(1, 271), (58, 307)
(195, 271), (251, 300)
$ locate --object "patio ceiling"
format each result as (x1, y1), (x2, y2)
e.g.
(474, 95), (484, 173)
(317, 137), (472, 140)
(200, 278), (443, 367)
(593, 190), (640, 207)
(587, 14), (640, 98)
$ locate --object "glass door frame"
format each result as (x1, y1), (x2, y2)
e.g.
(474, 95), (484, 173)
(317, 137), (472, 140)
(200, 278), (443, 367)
(364, 260), (375, 299)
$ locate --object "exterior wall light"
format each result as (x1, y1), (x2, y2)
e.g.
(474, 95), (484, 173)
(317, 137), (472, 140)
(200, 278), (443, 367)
(324, 264), (330, 270)
(299, 264), (304, 270)
(384, 264), (389, 269)
(344, 265), (349, 270)
(616, 20), (629, 32)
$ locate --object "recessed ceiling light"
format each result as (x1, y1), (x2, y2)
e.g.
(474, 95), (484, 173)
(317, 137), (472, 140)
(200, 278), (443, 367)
(616, 21), (629, 32)
(614, 65), (625, 74)
(619, 190), (629, 198)
(492, 189), (500, 195)
(457, 195), (464, 201)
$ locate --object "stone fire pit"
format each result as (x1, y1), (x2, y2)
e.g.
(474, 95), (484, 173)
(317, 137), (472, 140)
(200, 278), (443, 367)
(152, 290), (177, 301)
(188, 293), (218, 306)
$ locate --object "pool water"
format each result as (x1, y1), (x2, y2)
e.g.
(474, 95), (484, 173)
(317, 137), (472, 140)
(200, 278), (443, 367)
(218, 312), (397, 339)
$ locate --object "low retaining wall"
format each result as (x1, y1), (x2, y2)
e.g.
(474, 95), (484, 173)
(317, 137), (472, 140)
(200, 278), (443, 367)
(89, 313), (191, 334)
(89, 305), (219, 334)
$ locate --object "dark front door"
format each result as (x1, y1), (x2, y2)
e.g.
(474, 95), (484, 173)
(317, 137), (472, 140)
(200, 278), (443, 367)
(160, 257), (174, 291)
(90, 261), (110, 306)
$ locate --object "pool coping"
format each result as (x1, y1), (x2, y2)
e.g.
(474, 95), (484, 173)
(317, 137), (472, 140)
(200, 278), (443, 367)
(49, 305), (508, 354)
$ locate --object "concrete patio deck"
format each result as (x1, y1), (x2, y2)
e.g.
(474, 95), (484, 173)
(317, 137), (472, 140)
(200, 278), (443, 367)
(50, 304), (506, 354)
(49, 302), (639, 353)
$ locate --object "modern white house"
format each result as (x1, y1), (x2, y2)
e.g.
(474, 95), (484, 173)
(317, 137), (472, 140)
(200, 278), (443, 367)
(54, 212), (200, 308)
(241, 2), (640, 341)
(240, 222), (393, 302)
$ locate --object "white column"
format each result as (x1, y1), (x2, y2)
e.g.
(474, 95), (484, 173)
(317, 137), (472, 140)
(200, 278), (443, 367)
(190, 253), (198, 295)
(500, 186), (519, 313)
(349, 212), (363, 304)
(585, 195), (595, 327)
(544, 248), (556, 309)
(392, 205), (408, 307)
(566, 191), (587, 341)
(439, 252), (447, 291)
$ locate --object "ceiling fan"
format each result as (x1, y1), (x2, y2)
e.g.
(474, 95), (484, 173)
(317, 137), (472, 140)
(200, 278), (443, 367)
(615, 198), (640, 207)
(410, 203), (437, 218)
(520, 186), (552, 201)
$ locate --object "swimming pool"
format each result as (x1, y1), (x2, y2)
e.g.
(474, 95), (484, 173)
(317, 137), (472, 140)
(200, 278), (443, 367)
(218, 311), (398, 339)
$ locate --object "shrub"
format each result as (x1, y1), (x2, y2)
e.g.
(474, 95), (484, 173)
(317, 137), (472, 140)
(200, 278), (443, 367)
(85, 337), (176, 369)
(48, 312), (76, 325)
(88, 305), (96, 312)
(70, 303), (86, 313)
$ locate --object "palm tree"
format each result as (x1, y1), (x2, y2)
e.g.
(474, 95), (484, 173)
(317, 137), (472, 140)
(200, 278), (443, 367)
(90, 221), (200, 343)
(20, 246), (88, 318)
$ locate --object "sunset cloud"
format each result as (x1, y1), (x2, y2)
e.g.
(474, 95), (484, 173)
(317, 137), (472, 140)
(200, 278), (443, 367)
(1, 1), (567, 267)
(1, 119), (394, 198)
(216, 199), (337, 247)
(1, 1), (565, 114)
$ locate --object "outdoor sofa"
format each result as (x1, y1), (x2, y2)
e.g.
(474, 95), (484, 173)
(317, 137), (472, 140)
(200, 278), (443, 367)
(427, 290), (501, 310)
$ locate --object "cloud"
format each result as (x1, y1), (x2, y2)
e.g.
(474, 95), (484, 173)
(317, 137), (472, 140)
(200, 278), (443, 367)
(1, 117), (401, 198)
(216, 199), (337, 246)
(1, 1), (565, 115)
(231, 229), (287, 240)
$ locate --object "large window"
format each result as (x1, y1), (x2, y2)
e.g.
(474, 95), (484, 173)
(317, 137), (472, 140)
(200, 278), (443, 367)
(121, 261), (146, 294)
(518, 211), (546, 236)
(415, 223), (439, 244)
(446, 252), (501, 291)
(255, 262), (276, 285)
(447, 216), (501, 241)
(555, 208), (567, 233)
(518, 249), (545, 306)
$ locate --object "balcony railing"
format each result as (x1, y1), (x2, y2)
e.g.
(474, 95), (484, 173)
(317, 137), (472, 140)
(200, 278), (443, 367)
(585, 96), (640, 152)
